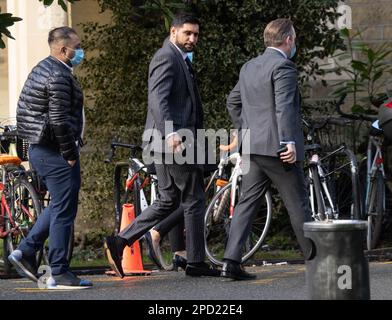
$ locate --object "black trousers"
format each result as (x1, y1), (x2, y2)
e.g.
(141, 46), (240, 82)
(223, 155), (313, 262)
(118, 162), (205, 263)
(150, 164), (218, 253)
(153, 206), (185, 252)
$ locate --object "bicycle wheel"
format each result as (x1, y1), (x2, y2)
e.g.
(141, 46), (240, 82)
(3, 177), (42, 274)
(204, 181), (272, 266)
(328, 168), (359, 220)
(309, 164), (327, 221)
(366, 171), (384, 250)
(155, 173), (217, 271)
(156, 234), (174, 271)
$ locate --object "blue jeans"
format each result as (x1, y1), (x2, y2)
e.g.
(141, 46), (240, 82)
(18, 144), (80, 275)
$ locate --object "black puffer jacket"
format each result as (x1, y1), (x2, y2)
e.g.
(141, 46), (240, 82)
(17, 56), (84, 161)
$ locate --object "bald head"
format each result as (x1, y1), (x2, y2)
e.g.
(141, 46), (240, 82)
(48, 26), (81, 65)
(48, 27), (78, 47)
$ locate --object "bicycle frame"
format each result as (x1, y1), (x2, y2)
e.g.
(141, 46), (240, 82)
(307, 143), (360, 221)
(365, 135), (386, 216)
(204, 150), (273, 266)
(0, 187), (16, 238)
(124, 158), (158, 216)
(0, 169), (35, 239)
(308, 154), (336, 220)
(206, 151), (242, 219)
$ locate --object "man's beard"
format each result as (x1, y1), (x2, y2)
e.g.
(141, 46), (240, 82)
(175, 41), (193, 53)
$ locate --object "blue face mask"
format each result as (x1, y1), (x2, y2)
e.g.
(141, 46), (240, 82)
(289, 43), (296, 59)
(67, 48), (84, 66)
(187, 52), (193, 62)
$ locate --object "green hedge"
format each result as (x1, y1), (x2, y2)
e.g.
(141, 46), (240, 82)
(76, 0), (344, 246)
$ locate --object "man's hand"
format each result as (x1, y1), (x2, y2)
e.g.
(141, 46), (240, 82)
(280, 143), (296, 163)
(68, 160), (77, 167)
(166, 133), (183, 153)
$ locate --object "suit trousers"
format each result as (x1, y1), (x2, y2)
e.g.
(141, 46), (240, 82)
(18, 144), (80, 275)
(153, 206), (185, 252)
(118, 162), (205, 263)
(150, 164), (218, 253)
(223, 154), (313, 262)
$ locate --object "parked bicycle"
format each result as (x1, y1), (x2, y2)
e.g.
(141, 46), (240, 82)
(336, 98), (388, 250)
(302, 115), (361, 222)
(203, 137), (273, 266)
(107, 139), (247, 270)
(0, 125), (42, 275)
(0, 124), (74, 275)
(106, 141), (179, 270)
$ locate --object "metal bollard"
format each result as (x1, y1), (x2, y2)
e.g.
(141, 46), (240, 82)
(304, 220), (370, 300)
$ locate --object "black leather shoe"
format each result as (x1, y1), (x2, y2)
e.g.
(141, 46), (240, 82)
(185, 262), (220, 277)
(221, 261), (256, 281)
(172, 254), (187, 271)
(104, 235), (125, 278)
(144, 231), (162, 269)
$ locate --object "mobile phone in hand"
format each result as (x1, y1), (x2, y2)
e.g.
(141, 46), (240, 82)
(277, 145), (293, 171)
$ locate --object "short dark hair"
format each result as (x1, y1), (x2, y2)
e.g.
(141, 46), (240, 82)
(263, 19), (294, 47)
(48, 26), (77, 46)
(171, 12), (200, 28)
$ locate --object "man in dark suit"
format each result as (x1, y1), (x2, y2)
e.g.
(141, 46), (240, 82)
(221, 19), (313, 280)
(104, 13), (219, 278)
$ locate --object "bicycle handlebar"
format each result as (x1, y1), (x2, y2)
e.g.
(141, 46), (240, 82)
(0, 125), (18, 142)
(105, 141), (143, 163)
(0, 131), (18, 138)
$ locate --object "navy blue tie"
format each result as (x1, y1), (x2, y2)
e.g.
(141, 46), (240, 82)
(185, 57), (195, 78)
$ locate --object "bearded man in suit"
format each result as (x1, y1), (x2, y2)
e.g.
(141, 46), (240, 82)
(104, 12), (219, 278)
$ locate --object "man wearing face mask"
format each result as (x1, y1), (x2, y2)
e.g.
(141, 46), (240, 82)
(104, 12), (220, 278)
(9, 27), (90, 289)
(221, 19), (313, 280)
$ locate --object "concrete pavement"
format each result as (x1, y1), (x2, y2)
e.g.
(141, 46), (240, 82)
(1, 262), (392, 300)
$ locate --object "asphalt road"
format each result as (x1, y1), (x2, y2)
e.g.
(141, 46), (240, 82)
(1, 261), (392, 301)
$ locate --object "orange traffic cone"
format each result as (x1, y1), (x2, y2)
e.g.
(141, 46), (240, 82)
(120, 203), (151, 276)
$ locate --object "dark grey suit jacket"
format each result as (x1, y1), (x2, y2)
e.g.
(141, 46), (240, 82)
(143, 41), (203, 149)
(227, 48), (304, 161)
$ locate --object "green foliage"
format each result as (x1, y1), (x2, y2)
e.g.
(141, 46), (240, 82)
(39, 0), (79, 11)
(77, 0), (344, 240)
(0, 8), (22, 49)
(330, 28), (392, 113)
(139, 0), (186, 31)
